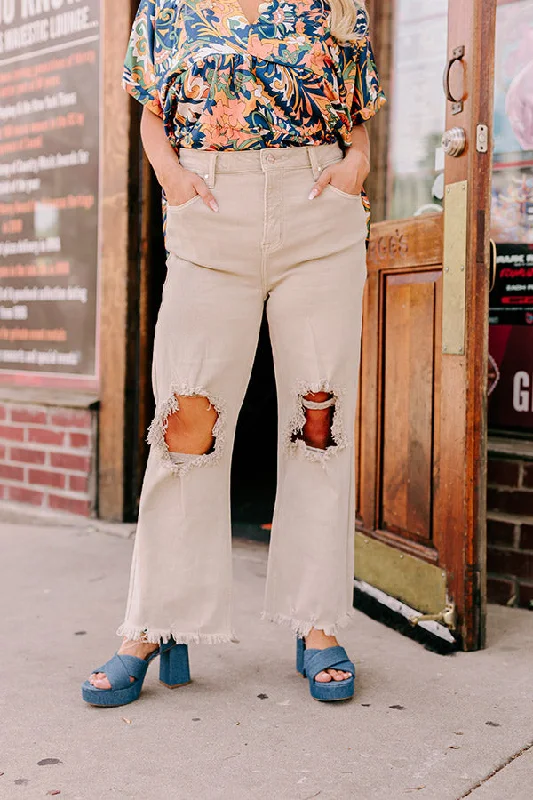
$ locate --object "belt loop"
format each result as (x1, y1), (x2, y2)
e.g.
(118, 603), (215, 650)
(206, 152), (217, 188)
(307, 146), (322, 181)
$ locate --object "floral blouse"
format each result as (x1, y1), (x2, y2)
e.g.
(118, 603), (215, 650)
(124, 0), (386, 230)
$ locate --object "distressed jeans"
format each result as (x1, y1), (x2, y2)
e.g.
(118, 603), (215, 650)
(117, 142), (368, 645)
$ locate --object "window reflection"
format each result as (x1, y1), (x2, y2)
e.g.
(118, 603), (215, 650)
(388, 0), (448, 220)
(491, 0), (533, 245)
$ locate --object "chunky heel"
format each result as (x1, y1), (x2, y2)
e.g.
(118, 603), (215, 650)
(82, 637), (191, 707)
(159, 643), (191, 688)
(296, 636), (306, 676)
(296, 636), (355, 702)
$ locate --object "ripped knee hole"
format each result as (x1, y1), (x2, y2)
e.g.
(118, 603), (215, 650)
(294, 391), (337, 451)
(164, 395), (218, 456)
(147, 388), (226, 474)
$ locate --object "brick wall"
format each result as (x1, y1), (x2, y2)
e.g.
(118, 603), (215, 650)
(487, 452), (533, 609)
(0, 400), (96, 517)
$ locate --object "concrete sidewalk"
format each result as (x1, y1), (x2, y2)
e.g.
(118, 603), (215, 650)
(0, 521), (532, 800)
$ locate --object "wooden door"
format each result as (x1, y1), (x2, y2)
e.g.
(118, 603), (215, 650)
(355, 0), (497, 651)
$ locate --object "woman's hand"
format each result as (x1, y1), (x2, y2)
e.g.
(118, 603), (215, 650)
(309, 123), (370, 200)
(308, 148), (370, 200)
(139, 107), (218, 211)
(162, 163), (219, 212)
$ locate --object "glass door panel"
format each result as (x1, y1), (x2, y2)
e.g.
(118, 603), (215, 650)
(489, 0), (533, 432)
(491, 0), (533, 245)
(387, 0), (449, 220)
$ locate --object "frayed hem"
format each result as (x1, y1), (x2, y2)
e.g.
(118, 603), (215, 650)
(260, 608), (357, 638)
(116, 624), (239, 645)
(146, 384), (227, 476)
(285, 380), (350, 466)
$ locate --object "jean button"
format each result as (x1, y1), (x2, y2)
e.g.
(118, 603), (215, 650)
(266, 153), (275, 164)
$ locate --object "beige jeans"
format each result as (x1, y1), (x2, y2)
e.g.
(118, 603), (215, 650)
(117, 142), (368, 645)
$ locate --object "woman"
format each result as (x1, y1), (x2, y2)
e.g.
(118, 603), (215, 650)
(82, 0), (385, 706)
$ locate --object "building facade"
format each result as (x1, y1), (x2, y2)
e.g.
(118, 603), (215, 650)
(0, 1), (531, 635)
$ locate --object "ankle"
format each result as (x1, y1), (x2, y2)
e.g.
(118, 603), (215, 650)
(118, 638), (158, 658)
(304, 628), (339, 650)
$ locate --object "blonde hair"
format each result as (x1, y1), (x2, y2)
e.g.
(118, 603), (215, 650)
(329, 0), (366, 44)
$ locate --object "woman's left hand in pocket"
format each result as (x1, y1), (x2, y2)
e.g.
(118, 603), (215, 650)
(308, 149), (370, 199)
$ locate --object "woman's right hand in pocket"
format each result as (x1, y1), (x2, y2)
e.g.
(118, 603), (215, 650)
(162, 164), (219, 213)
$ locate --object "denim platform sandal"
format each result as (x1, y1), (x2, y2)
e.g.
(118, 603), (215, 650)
(81, 639), (191, 707)
(296, 636), (355, 702)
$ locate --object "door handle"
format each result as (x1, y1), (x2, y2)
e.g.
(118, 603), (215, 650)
(442, 127), (466, 157)
(443, 45), (465, 115)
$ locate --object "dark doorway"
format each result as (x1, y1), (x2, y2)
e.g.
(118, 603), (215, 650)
(231, 308), (278, 530)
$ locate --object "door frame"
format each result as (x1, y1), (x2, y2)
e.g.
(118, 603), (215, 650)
(357, 0), (497, 650)
(98, 0), (142, 521)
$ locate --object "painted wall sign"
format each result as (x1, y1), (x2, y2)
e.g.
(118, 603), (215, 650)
(489, 324), (533, 430)
(0, 0), (100, 376)
(489, 242), (533, 430)
(489, 243), (533, 325)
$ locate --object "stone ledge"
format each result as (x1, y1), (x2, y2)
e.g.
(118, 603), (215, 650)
(487, 510), (533, 526)
(0, 386), (99, 410)
(0, 499), (135, 537)
(488, 434), (533, 461)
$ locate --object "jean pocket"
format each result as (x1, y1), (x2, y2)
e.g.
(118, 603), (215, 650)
(167, 194), (203, 213)
(326, 184), (362, 200)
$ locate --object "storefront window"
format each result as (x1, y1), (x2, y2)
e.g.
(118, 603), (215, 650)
(491, 0), (533, 246)
(387, 0), (448, 220)
(489, 0), (533, 432)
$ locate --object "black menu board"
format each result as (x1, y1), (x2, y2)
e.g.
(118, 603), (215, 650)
(0, 0), (100, 375)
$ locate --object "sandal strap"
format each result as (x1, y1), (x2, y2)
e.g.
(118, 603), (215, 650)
(92, 653), (149, 690)
(304, 646), (354, 681)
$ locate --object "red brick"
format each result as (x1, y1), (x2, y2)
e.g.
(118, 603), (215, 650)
(8, 485), (44, 507)
(522, 463), (533, 489)
(0, 424), (24, 442)
(0, 404), (6, 421)
(69, 474), (89, 493)
(49, 493), (90, 517)
(10, 408), (46, 425)
(27, 427), (64, 446)
(486, 488), (533, 517)
(488, 458), (521, 488)
(9, 446), (45, 465)
(487, 576), (516, 605)
(487, 547), (533, 581)
(518, 582), (533, 609)
(28, 468), (65, 489)
(50, 452), (90, 472)
(0, 443), (4, 460)
(0, 463), (24, 481)
(520, 524), (533, 551)
(0, 484), (4, 499)
(49, 410), (91, 429)
(69, 432), (90, 449)
(487, 518), (515, 548)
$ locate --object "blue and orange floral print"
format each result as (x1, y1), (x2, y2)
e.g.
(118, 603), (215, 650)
(124, 0), (386, 231)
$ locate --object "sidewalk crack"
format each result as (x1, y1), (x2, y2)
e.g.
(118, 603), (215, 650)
(458, 739), (533, 798)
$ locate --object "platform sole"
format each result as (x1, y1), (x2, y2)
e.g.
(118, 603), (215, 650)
(81, 680), (143, 708)
(309, 679), (354, 702)
(297, 669), (355, 701)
